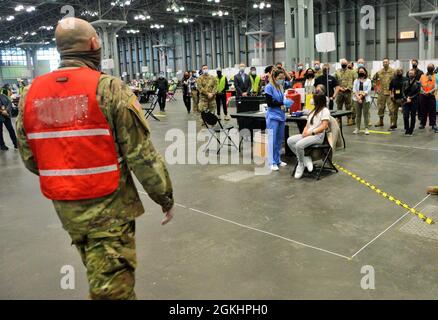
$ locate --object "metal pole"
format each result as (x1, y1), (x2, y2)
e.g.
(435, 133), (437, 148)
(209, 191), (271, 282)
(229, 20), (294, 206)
(380, 5), (387, 59)
(211, 21), (217, 69)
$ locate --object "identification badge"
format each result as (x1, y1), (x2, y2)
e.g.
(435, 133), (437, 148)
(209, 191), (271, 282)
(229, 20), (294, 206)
(395, 90), (400, 94)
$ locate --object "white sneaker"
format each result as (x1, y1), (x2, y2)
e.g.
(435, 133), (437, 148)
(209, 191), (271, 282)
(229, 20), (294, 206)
(304, 156), (313, 173)
(279, 161), (287, 167)
(270, 165), (279, 171)
(294, 163), (305, 179)
(224, 115), (231, 121)
(353, 128), (359, 134)
(364, 128), (370, 135)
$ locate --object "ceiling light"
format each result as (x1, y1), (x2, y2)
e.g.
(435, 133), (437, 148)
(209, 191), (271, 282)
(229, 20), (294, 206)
(26, 6), (36, 12)
(253, 1), (272, 10)
(15, 5), (25, 12)
(6, 16), (15, 21)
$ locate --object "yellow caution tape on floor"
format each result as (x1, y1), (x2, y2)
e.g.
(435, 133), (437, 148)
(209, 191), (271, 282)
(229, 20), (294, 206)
(334, 164), (434, 225)
(365, 130), (392, 135)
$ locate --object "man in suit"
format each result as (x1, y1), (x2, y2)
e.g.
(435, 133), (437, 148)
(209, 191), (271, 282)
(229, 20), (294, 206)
(234, 63), (251, 97)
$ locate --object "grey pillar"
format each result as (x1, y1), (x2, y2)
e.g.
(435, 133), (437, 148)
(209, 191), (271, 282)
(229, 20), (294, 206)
(222, 21), (229, 68)
(234, 17), (241, 65)
(141, 35), (147, 72)
(128, 38), (135, 79)
(182, 27), (188, 72)
(358, 0), (367, 60)
(190, 25), (196, 70)
(134, 37), (141, 78)
(210, 21), (217, 69)
(199, 22), (206, 66)
(121, 39), (128, 79)
(321, 0), (328, 62)
(284, 0), (296, 68)
(419, 24), (425, 60)
(379, 5), (387, 59)
(308, 0), (315, 64)
(339, 0), (347, 60)
(427, 18), (436, 60)
(113, 34), (120, 77)
(148, 37), (155, 74)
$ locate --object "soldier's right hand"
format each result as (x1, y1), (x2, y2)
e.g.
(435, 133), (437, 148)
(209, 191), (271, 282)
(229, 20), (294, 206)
(161, 206), (174, 226)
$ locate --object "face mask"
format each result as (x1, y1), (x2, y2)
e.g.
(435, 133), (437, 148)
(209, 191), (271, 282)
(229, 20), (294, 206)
(357, 63), (365, 68)
(427, 67), (434, 73)
(383, 64), (389, 69)
(323, 69), (329, 74)
(217, 71), (222, 77)
(275, 80), (284, 87)
(240, 68), (245, 73)
(203, 69), (209, 74)
(60, 47), (102, 71)
(359, 73), (366, 78)
(397, 74), (403, 78)
(341, 64), (347, 69)
(307, 74), (314, 79)
(409, 75), (415, 79)
(412, 64), (418, 69)
(297, 66), (303, 71)
(251, 71), (256, 76)
(314, 65), (320, 71)
(348, 66), (353, 70)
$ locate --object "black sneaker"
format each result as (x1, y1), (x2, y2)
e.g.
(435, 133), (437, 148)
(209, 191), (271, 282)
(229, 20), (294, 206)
(419, 125), (425, 129)
(14, 145), (18, 150)
(0, 145), (9, 151)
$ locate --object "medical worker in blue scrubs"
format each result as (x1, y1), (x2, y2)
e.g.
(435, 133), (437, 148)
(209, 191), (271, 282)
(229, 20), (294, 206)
(264, 68), (294, 171)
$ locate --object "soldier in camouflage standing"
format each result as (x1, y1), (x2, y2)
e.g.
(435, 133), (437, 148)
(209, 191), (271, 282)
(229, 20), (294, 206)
(196, 64), (217, 113)
(16, 18), (174, 300)
(335, 59), (356, 126)
(372, 58), (395, 127)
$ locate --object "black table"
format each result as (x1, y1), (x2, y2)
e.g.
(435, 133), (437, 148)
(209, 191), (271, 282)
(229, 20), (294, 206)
(231, 110), (352, 154)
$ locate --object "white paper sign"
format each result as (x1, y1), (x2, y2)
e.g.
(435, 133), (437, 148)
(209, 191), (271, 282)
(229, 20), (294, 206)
(101, 59), (114, 70)
(141, 66), (149, 73)
(315, 32), (336, 53)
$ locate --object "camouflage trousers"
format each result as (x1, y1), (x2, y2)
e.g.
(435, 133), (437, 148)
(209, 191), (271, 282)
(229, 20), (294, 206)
(192, 90), (199, 113)
(377, 94), (393, 119)
(390, 98), (403, 127)
(71, 221), (137, 300)
(336, 91), (355, 120)
(198, 96), (216, 113)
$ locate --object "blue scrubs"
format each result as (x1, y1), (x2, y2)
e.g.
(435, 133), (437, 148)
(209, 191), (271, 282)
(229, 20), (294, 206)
(264, 83), (286, 166)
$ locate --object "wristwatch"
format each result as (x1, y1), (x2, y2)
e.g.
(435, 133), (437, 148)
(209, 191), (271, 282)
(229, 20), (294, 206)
(312, 130), (316, 136)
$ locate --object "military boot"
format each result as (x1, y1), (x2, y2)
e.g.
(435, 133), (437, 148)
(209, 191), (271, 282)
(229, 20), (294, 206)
(374, 117), (384, 127)
(347, 117), (354, 126)
(427, 186), (438, 195)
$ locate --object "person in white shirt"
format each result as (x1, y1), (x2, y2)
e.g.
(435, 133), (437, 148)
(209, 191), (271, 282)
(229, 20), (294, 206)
(287, 89), (331, 179)
(352, 67), (372, 135)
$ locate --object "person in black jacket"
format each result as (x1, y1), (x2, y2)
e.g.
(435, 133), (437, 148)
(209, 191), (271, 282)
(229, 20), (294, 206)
(154, 73), (169, 113)
(182, 71), (191, 113)
(406, 59), (424, 81)
(388, 69), (406, 131)
(0, 93), (18, 150)
(234, 63), (251, 97)
(402, 69), (421, 136)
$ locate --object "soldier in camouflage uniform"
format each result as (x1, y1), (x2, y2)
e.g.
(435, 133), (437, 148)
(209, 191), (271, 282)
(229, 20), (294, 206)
(16, 18), (174, 300)
(372, 58), (395, 127)
(335, 59), (356, 126)
(196, 65), (217, 113)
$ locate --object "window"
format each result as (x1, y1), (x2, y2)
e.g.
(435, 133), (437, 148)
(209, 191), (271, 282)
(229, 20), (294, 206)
(36, 47), (60, 71)
(0, 48), (27, 66)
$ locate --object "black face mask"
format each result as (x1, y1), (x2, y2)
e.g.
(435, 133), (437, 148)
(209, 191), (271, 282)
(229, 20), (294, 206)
(60, 48), (102, 71)
(217, 72), (222, 77)
(397, 74), (403, 78)
(341, 64), (347, 69)
(427, 67), (434, 74)
(359, 73), (366, 78)
(412, 64), (418, 69)
(307, 74), (314, 79)
(323, 69), (329, 74)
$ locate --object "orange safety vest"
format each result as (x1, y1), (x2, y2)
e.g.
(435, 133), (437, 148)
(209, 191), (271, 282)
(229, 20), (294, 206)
(23, 68), (120, 201)
(420, 74), (436, 93)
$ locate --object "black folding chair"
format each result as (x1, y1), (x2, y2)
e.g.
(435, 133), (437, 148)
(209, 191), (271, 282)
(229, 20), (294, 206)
(292, 133), (338, 180)
(201, 111), (239, 154)
(142, 93), (160, 121)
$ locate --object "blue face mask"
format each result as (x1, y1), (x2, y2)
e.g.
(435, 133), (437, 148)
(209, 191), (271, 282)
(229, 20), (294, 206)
(357, 63), (365, 68)
(275, 80), (284, 87)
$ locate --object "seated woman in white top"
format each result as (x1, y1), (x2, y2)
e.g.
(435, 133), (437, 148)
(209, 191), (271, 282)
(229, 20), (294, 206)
(287, 89), (331, 179)
(352, 67), (372, 135)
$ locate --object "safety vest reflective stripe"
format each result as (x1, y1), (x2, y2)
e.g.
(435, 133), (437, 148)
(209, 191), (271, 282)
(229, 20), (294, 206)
(39, 164), (118, 177)
(27, 129), (110, 140)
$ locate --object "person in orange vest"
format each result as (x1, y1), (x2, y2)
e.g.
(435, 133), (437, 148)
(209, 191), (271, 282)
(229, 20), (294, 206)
(15, 18), (174, 300)
(418, 63), (437, 131)
(292, 63), (306, 88)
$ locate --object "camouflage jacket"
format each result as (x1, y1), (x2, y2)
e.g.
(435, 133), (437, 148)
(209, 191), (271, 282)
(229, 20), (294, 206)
(372, 67), (395, 95)
(335, 69), (356, 91)
(16, 60), (174, 237)
(196, 74), (217, 99)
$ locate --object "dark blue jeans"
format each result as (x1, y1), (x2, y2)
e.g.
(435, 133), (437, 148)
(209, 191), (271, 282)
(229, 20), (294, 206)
(403, 101), (417, 134)
(0, 116), (18, 148)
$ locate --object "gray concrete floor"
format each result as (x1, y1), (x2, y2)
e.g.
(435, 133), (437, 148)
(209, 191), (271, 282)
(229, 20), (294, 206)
(1, 95), (438, 299)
